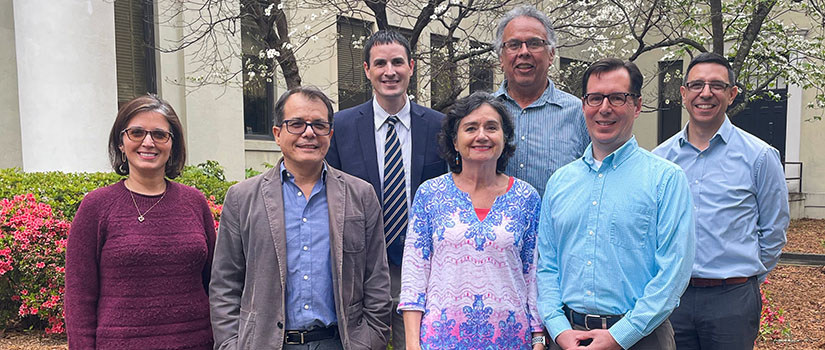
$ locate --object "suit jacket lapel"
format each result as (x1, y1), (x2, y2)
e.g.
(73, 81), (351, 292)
(325, 166), (346, 315)
(409, 103), (427, 191)
(357, 103), (382, 199)
(260, 161), (288, 289)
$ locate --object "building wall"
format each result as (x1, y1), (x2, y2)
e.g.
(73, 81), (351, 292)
(13, 0), (117, 173)
(0, 0), (22, 169)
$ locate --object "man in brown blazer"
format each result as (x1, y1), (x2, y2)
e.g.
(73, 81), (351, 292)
(209, 86), (391, 350)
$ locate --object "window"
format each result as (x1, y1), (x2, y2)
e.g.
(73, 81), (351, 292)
(430, 34), (458, 110)
(558, 57), (589, 97)
(469, 41), (494, 93)
(241, 11), (275, 139)
(114, 0), (157, 107)
(337, 17), (373, 110)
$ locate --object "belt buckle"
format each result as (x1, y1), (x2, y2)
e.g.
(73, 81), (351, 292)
(584, 314), (607, 330)
(285, 330), (305, 345)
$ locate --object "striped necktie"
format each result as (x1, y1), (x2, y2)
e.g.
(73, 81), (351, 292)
(383, 115), (407, 248)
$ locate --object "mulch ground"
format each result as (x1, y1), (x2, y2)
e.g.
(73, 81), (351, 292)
(2, 219), (824, 349)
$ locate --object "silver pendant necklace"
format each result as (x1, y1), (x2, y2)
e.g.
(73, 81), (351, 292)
(128, 186), (166, 222)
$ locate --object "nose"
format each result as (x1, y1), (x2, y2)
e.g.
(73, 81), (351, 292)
(141, 133), (156, 146)
(598, 97), (613, 114)
(699, 83), (714, 98)
(516, 42), (531, 56)
(301, 123), (317, 138)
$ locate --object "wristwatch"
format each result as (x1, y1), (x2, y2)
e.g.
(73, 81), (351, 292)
(532, 335), (546, 346)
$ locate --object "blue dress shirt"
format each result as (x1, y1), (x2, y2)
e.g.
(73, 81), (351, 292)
(537, 137), (695, 349)
(653, 117), (789, 282)
(280, 163), (337, 330)
(493, 79), (590, 196)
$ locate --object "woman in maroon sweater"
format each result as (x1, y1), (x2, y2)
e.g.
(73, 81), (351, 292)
(65, 95), (216, 349)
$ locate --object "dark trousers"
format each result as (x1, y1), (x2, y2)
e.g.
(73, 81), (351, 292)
(670, 276), (761, 350)
(282, 338), (343, 350)
(390, 263), (406, 350)
(548, 320), (675, 350)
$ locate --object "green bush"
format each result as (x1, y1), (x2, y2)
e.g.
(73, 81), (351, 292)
(0, 161), (235, 220)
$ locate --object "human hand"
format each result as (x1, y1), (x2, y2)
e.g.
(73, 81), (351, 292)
(555, 329), (590, 349)
(576, 329), (621, 350)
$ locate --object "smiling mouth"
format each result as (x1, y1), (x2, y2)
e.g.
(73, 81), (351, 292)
(695, 104), (716, 109)
(595, 120), (616, 126)
(137, 152), (158, 159)
(515, 63), (534, 70)
(297, 144), (319, 149)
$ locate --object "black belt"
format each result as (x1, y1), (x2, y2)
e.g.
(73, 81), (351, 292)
(563, 305), (623, 330)
(689, 276), (751, 287)
(284, 326), (338, 345)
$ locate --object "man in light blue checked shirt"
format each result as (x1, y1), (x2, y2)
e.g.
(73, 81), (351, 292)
(653, 52), (789, 350)
(537, 58), (694, 350)
(492, 5), (590, 197)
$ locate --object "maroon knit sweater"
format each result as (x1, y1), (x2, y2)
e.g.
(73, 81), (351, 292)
(65, 180), (216, 349)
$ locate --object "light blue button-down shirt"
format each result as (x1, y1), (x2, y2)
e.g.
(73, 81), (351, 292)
(493, 80), (589, 196)
(653, 117), (789, 282)
(537, 137), (695, 349)
(280, 163), (337, 330)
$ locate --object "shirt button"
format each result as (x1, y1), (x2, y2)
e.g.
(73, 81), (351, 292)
(592, 201), (597, 206)
(303, 304), (309, 310)
(694, 180), (699, 184)
(586, 290), (593, 296)
(303, 275), (309, 280)
(612, 165), (617, 169)
(297, 191), (303, 197)
(598, 173), (603, 178)
(589, 231), (594, 236)
(587, 261), (592, 266)
(302, 217), (307, 222)
(521, 136), (526, 140)
(520, 163), (525, 168)
(303, 245), (309, 251)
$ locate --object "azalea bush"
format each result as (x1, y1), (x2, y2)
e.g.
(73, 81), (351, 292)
(758, 279), (792, 341)
(0, 194), (70, 334)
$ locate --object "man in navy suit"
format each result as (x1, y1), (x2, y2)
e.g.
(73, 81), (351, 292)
(326, 30), (446, 350)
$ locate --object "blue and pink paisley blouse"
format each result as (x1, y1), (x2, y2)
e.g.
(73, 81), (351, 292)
(398, 173), (542, 349)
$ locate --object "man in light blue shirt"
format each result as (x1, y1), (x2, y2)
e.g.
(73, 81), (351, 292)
(653, 52), (789, 350)
(492, 5), (589, 196)
(537, 58), (694, 350)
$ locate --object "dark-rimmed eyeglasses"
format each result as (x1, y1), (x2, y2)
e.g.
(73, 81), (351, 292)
(281, 119), (332, 136)
(583, 92), (640, 107)
(684, 80), (731, 93)
(121, 127), (173, 143)
(502, 38), (549, 53)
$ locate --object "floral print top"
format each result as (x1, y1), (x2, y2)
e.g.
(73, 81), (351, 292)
(398, 173), (542, 349)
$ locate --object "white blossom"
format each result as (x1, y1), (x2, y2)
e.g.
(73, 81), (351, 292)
(264, 3), (274, 16)
(266, 48), (280, 58)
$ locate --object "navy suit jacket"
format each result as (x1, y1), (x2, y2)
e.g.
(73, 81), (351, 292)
(327, 100), (447, 207)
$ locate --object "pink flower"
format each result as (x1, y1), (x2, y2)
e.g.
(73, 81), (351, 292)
(36, 262), (45, 268)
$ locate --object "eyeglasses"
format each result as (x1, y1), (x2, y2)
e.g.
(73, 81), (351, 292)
(684, 80), (731, 92)
(502, 38), (549, 53)
(121, 127), (173, 143)
(281, 119), (332, 136)
(583, 92), (639, 107)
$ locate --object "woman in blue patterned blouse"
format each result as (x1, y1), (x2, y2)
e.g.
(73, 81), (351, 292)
(398, 92), (545, 350)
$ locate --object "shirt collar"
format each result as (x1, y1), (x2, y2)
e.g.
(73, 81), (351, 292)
(493, 78), (562, 108)
(678, 114), (733, 147)
(582, 136), (639, 171)
(373, 97), (411, 132)
(280, 162), (328, 184)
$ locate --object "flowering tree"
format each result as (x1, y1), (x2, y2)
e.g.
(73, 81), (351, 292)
(546, 0), (825, 118)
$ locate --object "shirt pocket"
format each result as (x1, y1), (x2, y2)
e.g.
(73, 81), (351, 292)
(343, 215), (366, 253)
(609, 203), (653, 251)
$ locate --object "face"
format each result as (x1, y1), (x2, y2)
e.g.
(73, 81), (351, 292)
(453, 104), (505, 166)
(274, 93), (332, 169)
(681, 62), (738, 127)
(499, 16), (554, 91)
(364, 43), (414, 104)
(119, 111), (173, 178)
(583, 69), (641, 158)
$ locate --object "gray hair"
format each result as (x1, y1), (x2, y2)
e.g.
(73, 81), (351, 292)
(494, 5), (557, 56)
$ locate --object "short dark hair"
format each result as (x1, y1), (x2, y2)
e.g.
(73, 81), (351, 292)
(582, 58), (644, 97)
(108, 94), (186, 178)
(272, 86), (334, 126)
(363, 30), (412, 66)
(438, 92), (515, 174)
(684, 52), (736, 85)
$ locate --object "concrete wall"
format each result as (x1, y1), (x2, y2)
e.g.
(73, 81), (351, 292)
(0, 0), (22, 169)
(13, 0), (116, 173)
